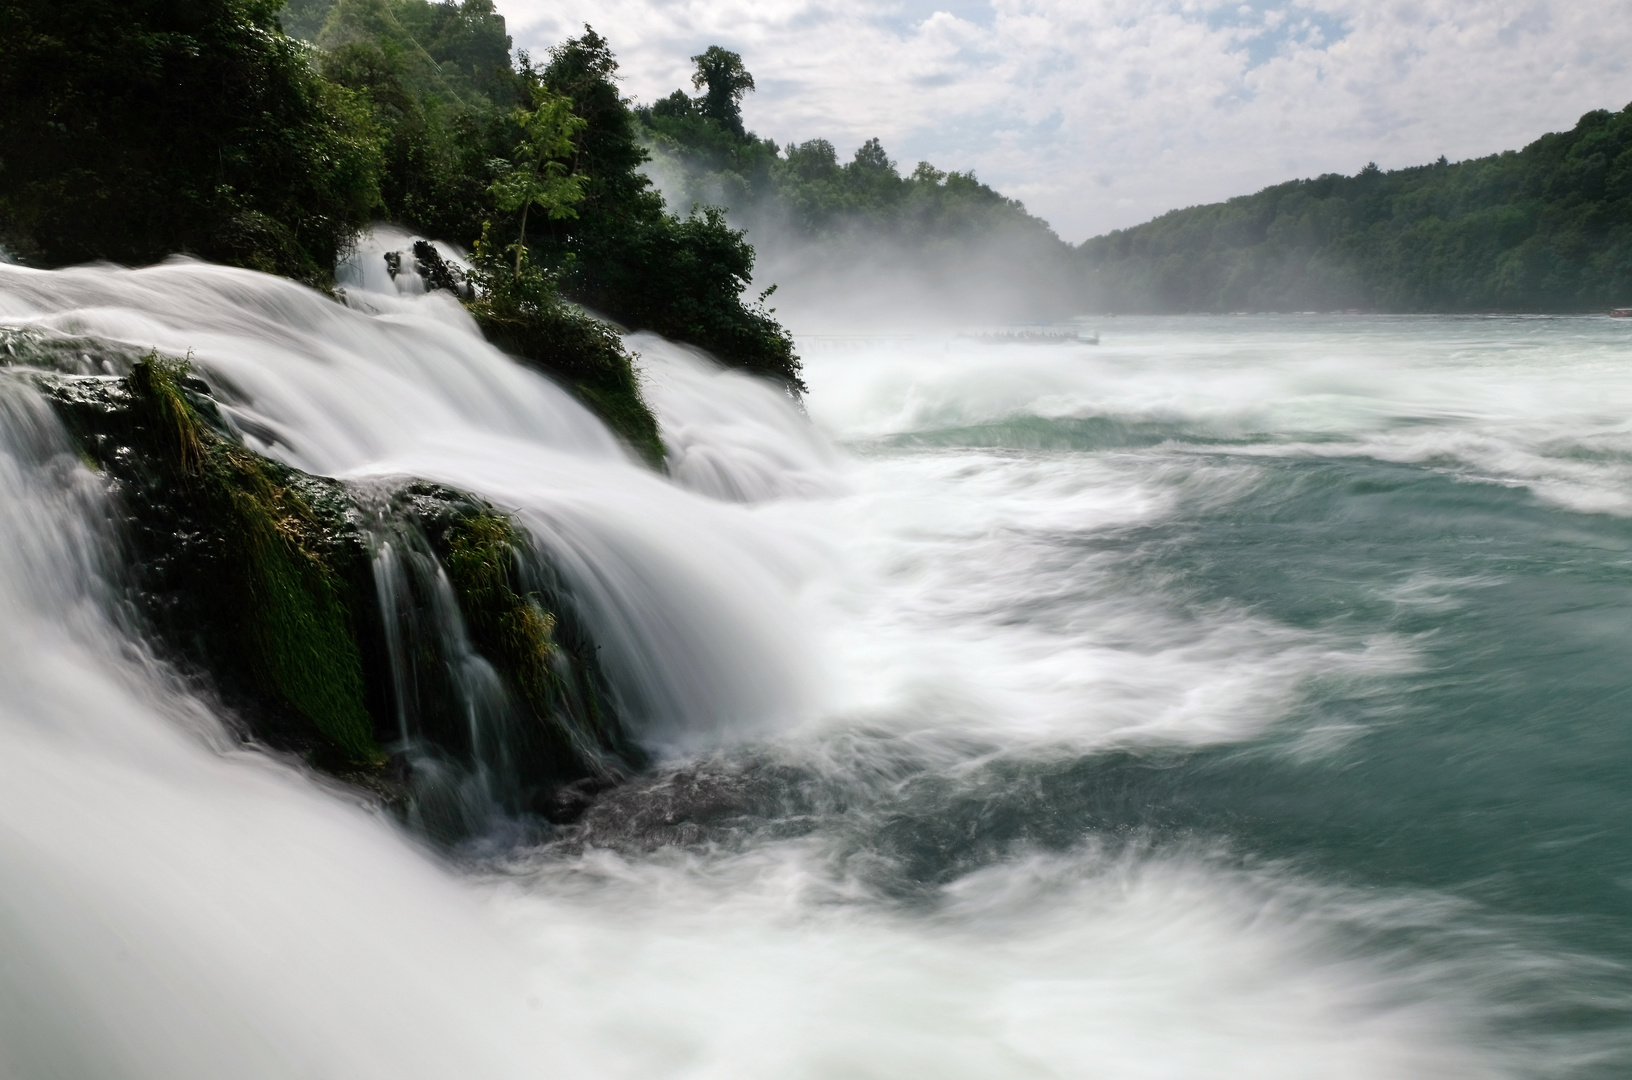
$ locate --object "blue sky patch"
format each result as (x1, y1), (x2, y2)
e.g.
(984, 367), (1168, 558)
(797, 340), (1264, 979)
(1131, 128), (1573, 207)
(878, 0), (996, 33)
(1204, 3), (1351, 70)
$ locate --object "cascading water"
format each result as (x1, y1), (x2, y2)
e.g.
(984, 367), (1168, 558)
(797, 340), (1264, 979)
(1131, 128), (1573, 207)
(366, 514), (522, 838)
(4, 241), (1632, 1078)
(0, 343), (602, 1079)
(0, 251), (815, 748)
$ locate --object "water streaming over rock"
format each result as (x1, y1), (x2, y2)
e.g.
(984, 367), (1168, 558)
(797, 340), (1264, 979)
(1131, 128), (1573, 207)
(3, 254), (1632, 1078)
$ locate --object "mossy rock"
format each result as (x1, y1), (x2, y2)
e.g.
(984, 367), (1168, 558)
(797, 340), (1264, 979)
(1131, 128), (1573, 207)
(35, 355), (380, 765)
(467, 297), (666, 470)
(19, 348), (637, 821)
(367, 480), (644, 802)
(384, 240), (665, 469)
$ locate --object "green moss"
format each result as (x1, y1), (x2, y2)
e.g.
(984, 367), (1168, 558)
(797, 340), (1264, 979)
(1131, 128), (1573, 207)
(438, 508), (621, 761)
(127, 353), (381, 764)
(35, 350), (638, 807)
(210, 448), (380, 763)
(468, 294), (666, 470)
(469, 300), (664, 469)
(442, 511), (558, 700)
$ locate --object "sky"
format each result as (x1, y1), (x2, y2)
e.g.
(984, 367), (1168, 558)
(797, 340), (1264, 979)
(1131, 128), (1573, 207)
(506, 0), (1632, 242)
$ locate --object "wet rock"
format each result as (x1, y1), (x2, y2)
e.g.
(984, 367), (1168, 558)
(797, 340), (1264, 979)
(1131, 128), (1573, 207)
(553, 754), (821, 852)
(14, 348), (636, 827)
(411, 240), (473, 300)
(381, 241), (475, 301)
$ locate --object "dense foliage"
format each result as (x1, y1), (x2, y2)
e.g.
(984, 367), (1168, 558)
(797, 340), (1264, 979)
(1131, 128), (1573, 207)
(294, 4), (800, 388)
(0, 0), (801, 391)
(1080, 104), (1632, 313)
(533, 33), (800, 387)
(0, 0), (381, 280)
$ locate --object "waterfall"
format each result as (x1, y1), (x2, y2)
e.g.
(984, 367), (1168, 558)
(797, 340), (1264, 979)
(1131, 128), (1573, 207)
(0, 245), (833, 1077)
(0, 254), (820, 757)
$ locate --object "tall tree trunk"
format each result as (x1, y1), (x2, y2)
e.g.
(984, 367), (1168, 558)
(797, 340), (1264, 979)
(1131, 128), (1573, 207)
(515, 200), (531, 275)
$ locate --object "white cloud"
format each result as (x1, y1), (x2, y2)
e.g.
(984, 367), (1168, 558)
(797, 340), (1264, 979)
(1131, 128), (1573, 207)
(506, 0), (1632, 241)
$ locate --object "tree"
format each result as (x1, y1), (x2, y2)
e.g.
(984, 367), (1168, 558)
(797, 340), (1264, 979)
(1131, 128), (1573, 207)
(489, 86), (586, 272)
(1078, 102), (1632, 312)
(690, 45), (755, 137)
(0, 0), (382, 280)
(533, 30), (801, 390)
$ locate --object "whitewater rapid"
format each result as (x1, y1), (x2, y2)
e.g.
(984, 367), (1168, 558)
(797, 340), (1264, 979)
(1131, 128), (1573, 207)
(3, 251), (1630, 1078)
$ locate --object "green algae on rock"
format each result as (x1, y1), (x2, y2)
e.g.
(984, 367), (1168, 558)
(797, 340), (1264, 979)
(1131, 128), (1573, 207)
(15, 347), (634, 822)
(39, 353), (381, 765)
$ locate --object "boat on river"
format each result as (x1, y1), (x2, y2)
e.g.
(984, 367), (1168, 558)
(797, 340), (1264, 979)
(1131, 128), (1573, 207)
(961, 328), (1099, 345)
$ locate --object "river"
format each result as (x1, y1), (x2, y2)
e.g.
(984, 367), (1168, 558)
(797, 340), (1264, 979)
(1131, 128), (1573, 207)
(1, 258), (1629, 1077)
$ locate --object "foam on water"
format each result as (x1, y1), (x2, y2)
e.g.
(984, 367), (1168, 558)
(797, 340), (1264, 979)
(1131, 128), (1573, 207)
(764, 447), (1415, 754)
(800, 318), (1632, 515)
(0, 379), (616, 1080)
(487, 840), (1523, 1080)
(632, 331), (844, 504)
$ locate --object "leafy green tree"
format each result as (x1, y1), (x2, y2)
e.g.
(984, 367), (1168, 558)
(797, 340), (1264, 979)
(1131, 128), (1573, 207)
(633, 49), (1073, 302)
(489, 87), (586, 272)
(279, 0), (334, 38)
(690, 46), (755, 137)
(394, 0), (512, 98)
(314, 1), (521, 245)
(538, 30), (801, 389)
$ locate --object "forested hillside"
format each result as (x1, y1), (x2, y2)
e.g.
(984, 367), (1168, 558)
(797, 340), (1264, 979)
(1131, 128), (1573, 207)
(640, 52), (1059, 253)
(637, 49), (1080, 324)
(1080, 105), (1632, 313)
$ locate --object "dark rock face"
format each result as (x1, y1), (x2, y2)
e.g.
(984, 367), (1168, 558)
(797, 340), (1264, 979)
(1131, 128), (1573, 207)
(383, 241), (476, 301)
(411, 240), (475, 300)
(14, 346), (639, 835)
(35, 359), (382, 763)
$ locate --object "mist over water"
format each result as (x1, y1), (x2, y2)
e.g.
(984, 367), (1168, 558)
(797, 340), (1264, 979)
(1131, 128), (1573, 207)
(640, 156), (1080, 333)
(3, 254), (1631, 1078)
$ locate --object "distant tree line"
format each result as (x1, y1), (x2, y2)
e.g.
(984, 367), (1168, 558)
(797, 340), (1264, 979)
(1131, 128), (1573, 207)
(636, 48), (1081, 321)
(639, 52), (1062, 250)
(1080, 105), (1632, 313)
